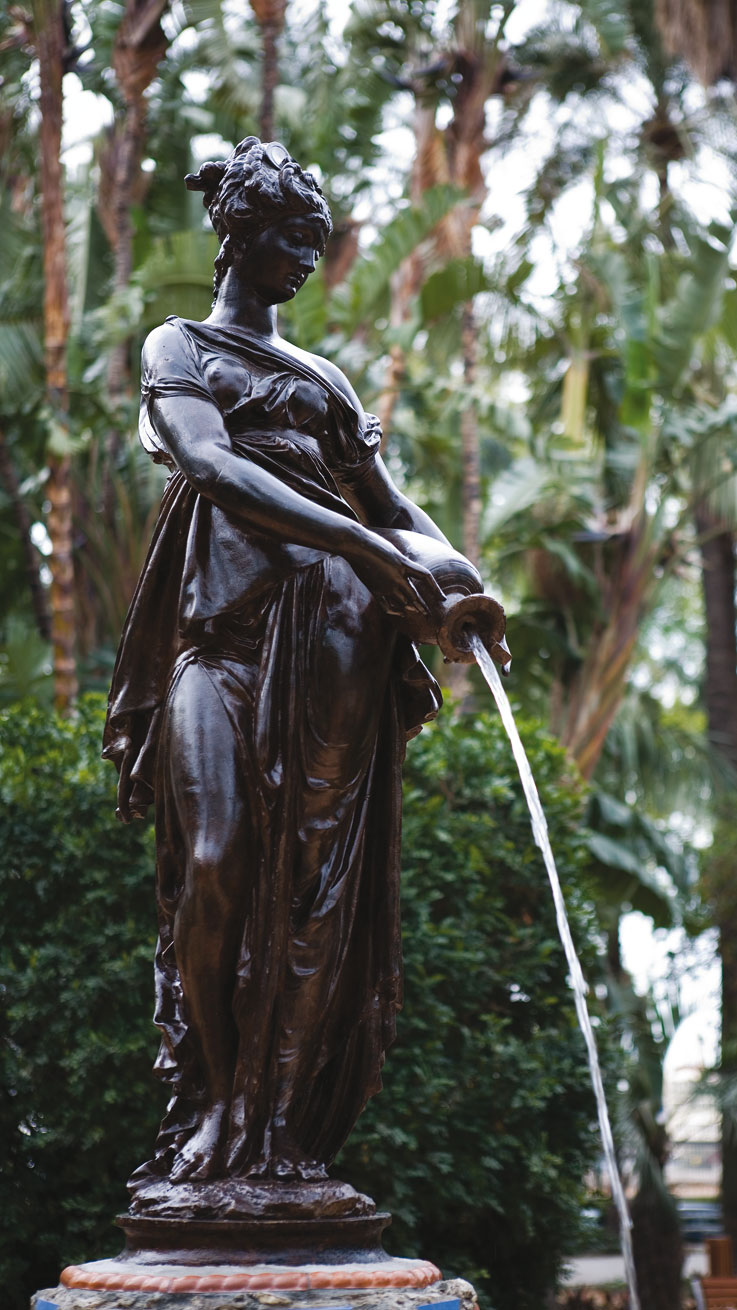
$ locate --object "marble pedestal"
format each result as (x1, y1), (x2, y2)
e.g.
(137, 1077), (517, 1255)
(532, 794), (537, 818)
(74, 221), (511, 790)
(31, 1183), (479, 1310)
(33, 1276), (479, 1309)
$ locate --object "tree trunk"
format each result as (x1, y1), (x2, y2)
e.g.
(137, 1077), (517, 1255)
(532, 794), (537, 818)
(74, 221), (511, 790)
(35, 0), (78, 710)
(655, 0), (737, 85)
(696, 507), (737, 772)
(695, 502), (737, 1260)
(250, 0), (287, 141)
(630, 1188), (684, 1310)
(260, 18), (279, 140)
(375, 101), (436, 451)
(376, 7), (508, 701)
(378, 7), (508, 509)
(560, 515), (658, 780)
(99, 0), (168, 508)
(460, 302), (481, 567)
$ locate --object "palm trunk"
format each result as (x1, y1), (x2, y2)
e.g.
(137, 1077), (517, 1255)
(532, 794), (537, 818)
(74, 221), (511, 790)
(35, 0), (78, 710)
(378, 9), (503, 701)
(696, 507), (737, 771)
(561, 516), (657, 780)
(460, 302), (481, 566)
(695, 502), (737, 1261)
(104, 95), (143, 467)
(260, 18), (280, 140)
(251, 0), (287, 141)
(101, 0), (168, 513)
(655, 0), (737, 85)
(630, 1188), (684, 1310)
(375, 99), (435, 450)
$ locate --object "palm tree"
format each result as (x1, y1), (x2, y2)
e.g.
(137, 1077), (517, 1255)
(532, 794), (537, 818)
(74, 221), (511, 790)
(31, 0), (77, 709)
(650, 0), (737, 1249)
(97, 0), (169, 495)
(656, 0), (737, 84)
(609, 969), (685, 1310)
(344, 0), (516, 567)
(249, 0), (287, 140)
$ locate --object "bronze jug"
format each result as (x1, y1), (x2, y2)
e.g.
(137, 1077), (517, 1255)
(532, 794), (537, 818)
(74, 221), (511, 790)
(378, 529), (511, 669)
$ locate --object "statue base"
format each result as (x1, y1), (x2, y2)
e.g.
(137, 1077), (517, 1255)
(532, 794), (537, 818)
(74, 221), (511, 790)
(118, 1208), (393, 1269)
(33, 1274), (478, 1308)
(125, 1176), (377, 1222)
(31, 1181), (480, 1307)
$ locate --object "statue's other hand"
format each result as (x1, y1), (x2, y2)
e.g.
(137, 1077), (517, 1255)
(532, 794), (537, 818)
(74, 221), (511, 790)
(346, 532), (446, 622)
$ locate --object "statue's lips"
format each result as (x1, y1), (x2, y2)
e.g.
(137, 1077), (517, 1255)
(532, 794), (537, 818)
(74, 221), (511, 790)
(285, 272), (308, 292)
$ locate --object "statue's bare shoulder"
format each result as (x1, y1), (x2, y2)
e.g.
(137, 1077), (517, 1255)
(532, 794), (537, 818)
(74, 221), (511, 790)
(141, 318), (191, 371)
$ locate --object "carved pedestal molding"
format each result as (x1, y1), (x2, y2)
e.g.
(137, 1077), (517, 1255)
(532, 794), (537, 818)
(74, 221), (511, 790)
(32, 1273), (479, 1309)
(58, 1255), (440, 1294)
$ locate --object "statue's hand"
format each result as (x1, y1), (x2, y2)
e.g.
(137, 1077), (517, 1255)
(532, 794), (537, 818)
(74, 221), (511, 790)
(346, 530), (446, 621)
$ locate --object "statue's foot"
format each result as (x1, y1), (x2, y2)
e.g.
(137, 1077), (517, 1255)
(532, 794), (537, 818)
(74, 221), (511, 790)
(296, 1157), (328, 1182)
(168, 1102), (227, 1183)
(271, 1153), (328, 1182)
(267, 1120), (328, 1181)
(244, 1154), (327, 1181)
(245, 1156), (269, 1180)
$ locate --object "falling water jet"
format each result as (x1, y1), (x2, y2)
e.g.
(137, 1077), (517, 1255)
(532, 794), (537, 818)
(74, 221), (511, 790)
(369, 526), (638, 1305)
(470, 631), (641, 1310)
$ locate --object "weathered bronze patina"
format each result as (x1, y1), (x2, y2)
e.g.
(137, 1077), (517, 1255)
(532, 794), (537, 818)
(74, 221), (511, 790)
(102, 137), (506, 1242)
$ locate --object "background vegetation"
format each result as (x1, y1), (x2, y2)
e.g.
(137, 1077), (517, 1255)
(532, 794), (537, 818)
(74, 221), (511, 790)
(2, 699), (597, 1310)
(2, 0), (737, 1307)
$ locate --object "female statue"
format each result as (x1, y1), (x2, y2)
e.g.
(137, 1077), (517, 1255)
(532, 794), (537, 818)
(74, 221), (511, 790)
(104, 137), (456, 1197)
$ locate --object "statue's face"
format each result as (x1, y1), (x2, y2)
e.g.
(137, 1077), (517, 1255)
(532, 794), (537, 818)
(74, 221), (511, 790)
(238, 215), (325, 304)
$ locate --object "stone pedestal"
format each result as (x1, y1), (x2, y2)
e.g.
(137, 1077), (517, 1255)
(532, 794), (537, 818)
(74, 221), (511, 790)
(32, 1275), (479, 1309)
(31, 1187), (479, 1310)
(32, 1179), (480, 1309)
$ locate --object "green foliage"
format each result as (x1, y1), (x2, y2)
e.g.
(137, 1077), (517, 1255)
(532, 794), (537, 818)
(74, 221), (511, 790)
(2, 1), (730, 1299)
(0, 616), (52, 706)
(0, 697), (163, 1307)
(339, 707), (602, 1310)
(0, 698), (604, 1310)
(328, 185), (465, 336)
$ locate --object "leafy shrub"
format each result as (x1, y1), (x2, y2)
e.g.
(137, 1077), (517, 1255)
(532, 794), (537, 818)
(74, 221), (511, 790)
(339, 707), (602, 1310)
(1, 697), (602, 1310)
(0, 697), (163, 1306)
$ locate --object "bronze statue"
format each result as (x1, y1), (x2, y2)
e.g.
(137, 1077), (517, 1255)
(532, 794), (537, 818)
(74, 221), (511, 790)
(103, 137), (506, 1213)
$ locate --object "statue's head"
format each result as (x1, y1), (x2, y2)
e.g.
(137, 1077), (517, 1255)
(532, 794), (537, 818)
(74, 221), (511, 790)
(185, 137), (333, 302)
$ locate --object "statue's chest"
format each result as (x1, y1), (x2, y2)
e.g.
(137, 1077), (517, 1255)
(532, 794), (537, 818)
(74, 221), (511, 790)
(204, 354), (333, 447)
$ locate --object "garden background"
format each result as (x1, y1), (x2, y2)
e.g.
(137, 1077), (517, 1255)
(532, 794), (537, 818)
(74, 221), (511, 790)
(2, 2), (737, 1308)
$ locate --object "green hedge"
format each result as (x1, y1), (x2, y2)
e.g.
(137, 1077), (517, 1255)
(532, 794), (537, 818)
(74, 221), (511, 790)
(0, 698), (164, 1304)
(0, 696), (601, 1309)
(339, 706), (601, 1308)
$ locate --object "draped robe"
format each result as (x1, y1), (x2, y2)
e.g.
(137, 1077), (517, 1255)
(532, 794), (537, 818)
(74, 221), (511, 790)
(103, 317), (441, 1179)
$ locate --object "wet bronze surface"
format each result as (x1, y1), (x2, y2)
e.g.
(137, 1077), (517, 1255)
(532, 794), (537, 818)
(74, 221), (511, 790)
(103, 137), (505, 1245)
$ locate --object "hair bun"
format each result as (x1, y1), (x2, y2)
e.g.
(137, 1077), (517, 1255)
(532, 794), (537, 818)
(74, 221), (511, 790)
(234, 136), (260, 157)
(185, 160), (227, 196)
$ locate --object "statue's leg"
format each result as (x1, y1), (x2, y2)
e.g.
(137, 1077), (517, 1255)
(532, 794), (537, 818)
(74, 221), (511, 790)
(159, 658), (252, 1182)
(269, 556), (396, 1178)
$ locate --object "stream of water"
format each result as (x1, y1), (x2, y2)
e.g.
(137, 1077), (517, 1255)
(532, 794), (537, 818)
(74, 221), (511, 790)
(470, 633), (641, 1310)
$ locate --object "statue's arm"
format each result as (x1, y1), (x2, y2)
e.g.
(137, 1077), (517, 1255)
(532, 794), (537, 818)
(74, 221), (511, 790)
(151, 391), (445, 617)
(311, 353), (449, 546)
(340, 454), (451, 546)
(154, 390), (359, 549)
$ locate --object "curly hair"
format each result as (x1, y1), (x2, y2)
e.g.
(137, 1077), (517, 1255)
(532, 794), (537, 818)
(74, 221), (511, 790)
(185, 137), (333, 302)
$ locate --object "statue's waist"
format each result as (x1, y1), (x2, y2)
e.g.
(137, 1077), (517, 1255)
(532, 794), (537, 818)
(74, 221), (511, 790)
(228, 425), (326, 464)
